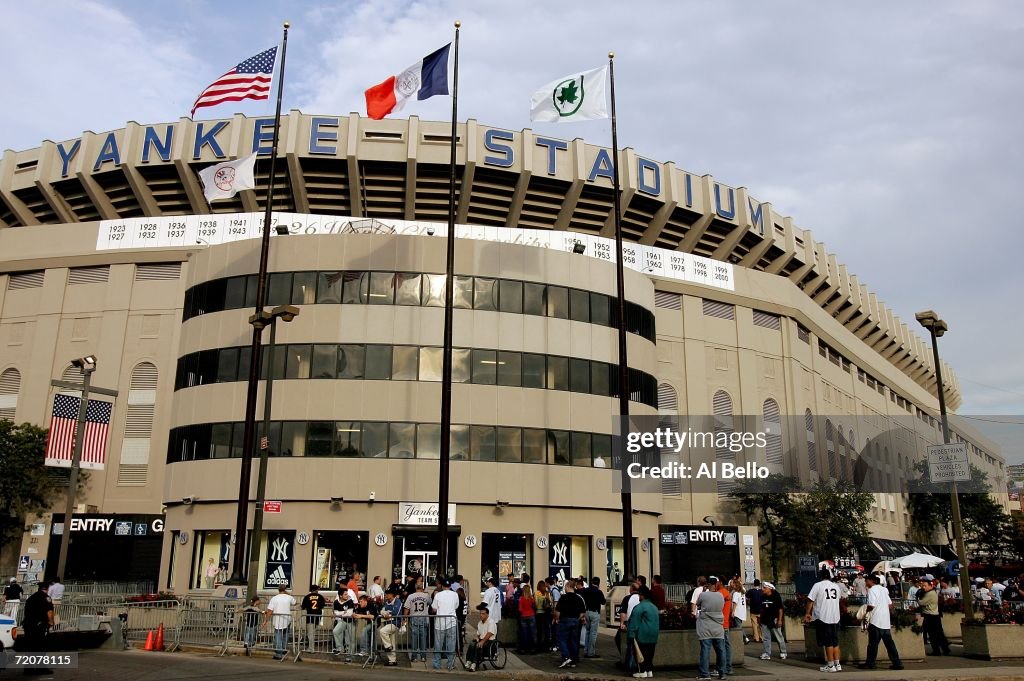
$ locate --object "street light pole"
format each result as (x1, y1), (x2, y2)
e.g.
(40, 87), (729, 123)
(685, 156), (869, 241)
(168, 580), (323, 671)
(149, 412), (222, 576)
(916, 310), (973, 619)
(246, 305), (299, 599)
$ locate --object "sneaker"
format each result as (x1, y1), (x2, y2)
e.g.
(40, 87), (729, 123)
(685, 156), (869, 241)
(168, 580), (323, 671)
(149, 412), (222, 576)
(820, 665), (833, 672)
(559, 659), (573, 669)
(835, 663), (842, 672)
(633, 674), (647, 679)
(780, 653), (787, 660)
(759, 653), (771, 660)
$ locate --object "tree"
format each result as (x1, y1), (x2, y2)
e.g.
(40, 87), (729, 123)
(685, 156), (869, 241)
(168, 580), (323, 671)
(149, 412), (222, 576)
(794, 479), (874, 560)
(731, 476), (873, 582)
(730, 474), (804, 583)
(906, 460), (1013, 559)
(0, 421), (71, 567)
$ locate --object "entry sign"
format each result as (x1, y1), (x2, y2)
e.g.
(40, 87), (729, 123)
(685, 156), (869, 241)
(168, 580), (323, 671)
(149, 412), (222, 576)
(927, 443), (971, 483)
(264, 500), (282, 513)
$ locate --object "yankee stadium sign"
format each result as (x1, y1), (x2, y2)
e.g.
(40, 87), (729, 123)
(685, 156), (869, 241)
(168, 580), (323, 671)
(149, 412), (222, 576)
(48, 113), (767, 234)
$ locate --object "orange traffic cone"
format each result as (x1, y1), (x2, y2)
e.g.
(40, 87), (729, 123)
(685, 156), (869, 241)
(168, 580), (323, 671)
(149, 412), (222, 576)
(143, 630), (155, 651)
(154, 623), (165, 651)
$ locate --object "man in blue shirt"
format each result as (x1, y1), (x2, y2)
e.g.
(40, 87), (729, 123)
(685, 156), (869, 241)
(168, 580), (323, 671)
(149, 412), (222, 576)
(378, 589), (404, 666)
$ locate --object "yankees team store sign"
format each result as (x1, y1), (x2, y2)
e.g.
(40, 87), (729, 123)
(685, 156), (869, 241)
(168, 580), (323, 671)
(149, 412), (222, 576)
(264, 531), (294, 589)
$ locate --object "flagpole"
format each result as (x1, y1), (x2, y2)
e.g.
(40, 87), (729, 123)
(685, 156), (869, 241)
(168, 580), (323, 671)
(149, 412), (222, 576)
(229, 21), (290, 588)
(608, 52), (635, 581)
(437, 20), (461, 582)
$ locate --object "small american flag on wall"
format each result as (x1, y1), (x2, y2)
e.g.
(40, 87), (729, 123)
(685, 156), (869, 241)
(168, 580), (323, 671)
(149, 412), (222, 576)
(45, 393), (113, 470)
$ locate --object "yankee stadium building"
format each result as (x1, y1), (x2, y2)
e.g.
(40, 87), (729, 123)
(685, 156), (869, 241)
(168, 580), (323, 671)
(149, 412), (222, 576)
(0, 112), (1008, 590)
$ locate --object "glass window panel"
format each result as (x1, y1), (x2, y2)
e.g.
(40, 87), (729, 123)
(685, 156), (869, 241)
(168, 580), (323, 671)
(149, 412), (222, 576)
(570, 358), (590, 393)
(391, 346), (418, 380)
(389, 423), (416, 458)
(571, 432), (593, 467)
(496, 427), (522, 463)
(592, 434), (612, 467)
(569, 289), (590, 322)
(368, 272), (395, 304)
(450, 425), (470, 461)
(591, 363), (610, 396)
(237, 347), (252, 383)
(547, 356), (569, 390)
(395, 273), (422, 306)
(211, 423), (233, 459)
(260, 421), (282, 457)
(342, 272), (369, 304)
(590, 293), (611, 326)
(422, 274), (446, 307)
(453, 276), (473, 309)
(261, 345), (286, 381)
(317, 272), (343, 303)
(523, 428), (546, 464)
(362, 422), (388, 458)
(498, 280), (523, 314)
(549, 429), (570, 465)
(337, 345), (365, 379)
(230, 423), (244, 458)
(311, 345), (337, 379)
(267, 272), (292, 307)
(291, 272), (317, 305)
(365, 345), (392, 380)
(281, 422), (306, 456)
(496, 351), (522, 387)
(470, 426), (496, 461)
(244, 275), (258, 308)
(474, 277), (498, 311)
(523, 282), (545, 316)
(418, 347), (443, 382)
(416, 424), (441, 460)
(522, 353), (545, 389)
(224, 277), (247, 310)
(286, 344), (312, 379)
(452, 348), (471, 383)
(216, 348), (239, 383)
(307, 421), (333, 457)
(546, 286), (569, 319)
(335, 422), (360, 457)
(472, 349), (497, 384)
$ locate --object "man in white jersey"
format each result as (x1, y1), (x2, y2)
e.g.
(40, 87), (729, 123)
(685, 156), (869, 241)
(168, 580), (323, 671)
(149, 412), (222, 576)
(805, 569), (842, 672)
(856, 573), (904, 670)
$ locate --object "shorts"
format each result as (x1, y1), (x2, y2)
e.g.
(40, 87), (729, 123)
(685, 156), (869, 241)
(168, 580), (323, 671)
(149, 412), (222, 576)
(815, 620), (840, 648)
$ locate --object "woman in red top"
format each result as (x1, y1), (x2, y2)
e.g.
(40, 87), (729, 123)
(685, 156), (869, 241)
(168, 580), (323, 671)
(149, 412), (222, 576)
(517, 583), (537, 654)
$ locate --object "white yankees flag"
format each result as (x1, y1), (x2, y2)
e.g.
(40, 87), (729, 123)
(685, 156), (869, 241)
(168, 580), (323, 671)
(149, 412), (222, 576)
(45, 393), (113, 470)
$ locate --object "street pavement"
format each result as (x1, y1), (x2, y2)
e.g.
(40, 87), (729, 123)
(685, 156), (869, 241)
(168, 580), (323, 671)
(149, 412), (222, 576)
(10, 633), (1024, 680)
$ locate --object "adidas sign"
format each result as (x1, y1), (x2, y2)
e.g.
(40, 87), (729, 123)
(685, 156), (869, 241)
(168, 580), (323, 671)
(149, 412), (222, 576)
(265, 565), (289, 586)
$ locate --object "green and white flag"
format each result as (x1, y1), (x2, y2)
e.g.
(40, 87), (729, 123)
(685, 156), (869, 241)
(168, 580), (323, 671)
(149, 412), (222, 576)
(530, 65), (609, 122)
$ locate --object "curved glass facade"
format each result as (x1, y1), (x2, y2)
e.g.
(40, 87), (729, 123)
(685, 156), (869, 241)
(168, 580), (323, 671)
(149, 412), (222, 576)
(181, 270), (657, 343)
(173, 342), (659, 408)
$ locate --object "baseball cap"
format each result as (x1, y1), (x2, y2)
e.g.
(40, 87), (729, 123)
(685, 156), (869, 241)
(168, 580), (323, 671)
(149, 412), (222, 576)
(708, 576), (719, 584)
(762, 581), (775, 590)
(476, 602), (488, 612)
(923, 574), (935, 582)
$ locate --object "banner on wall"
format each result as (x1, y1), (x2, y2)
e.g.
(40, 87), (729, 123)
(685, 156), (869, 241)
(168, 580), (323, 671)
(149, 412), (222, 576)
(548, 535), (572, 586)
(264, 531), (294, 588)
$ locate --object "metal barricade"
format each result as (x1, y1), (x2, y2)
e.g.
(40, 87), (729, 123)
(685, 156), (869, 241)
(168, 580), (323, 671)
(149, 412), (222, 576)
(174, 598), (240, 653)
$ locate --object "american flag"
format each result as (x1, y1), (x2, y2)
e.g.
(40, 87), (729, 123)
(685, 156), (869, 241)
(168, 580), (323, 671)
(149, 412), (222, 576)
(45, 394), (113, 470)
(191, 47), (278, 116)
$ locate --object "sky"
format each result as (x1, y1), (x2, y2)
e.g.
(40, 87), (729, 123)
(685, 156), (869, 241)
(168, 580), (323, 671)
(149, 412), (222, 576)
(1, 0), (1022, 465)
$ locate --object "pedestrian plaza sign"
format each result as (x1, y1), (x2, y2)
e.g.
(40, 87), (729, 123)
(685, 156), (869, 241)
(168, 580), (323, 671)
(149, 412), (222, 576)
(927, 443), (971, 483)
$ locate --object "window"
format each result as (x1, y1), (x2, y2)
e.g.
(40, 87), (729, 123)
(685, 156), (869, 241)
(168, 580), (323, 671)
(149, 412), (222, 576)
(211, 423), (234, 459)
(522, 353), (545, 389)
(421, 274), (445, 307)
(569, 289), (590, 322)
(391, 346), (418, 380)
(593, 435), (611, 467)
(368, 272), (394, 304)
(712, 390), (735, 498)
(548, 430), (570, 465)
(591, 363), (610, 396)
(365, 345), (393, 380)
(317, 272), (343, 303)
(416, 424), (440, 459)
(753, 310), (781, 330)
(805, 409), (818, 473)
(452, 348), (471, 383)
(547, 356), (569, 390)
(569, 358), (590, 393)
(590, 293), (611, 326)
(523, 429), (546, 463)
(307, 421), (333, 456)
(286, 345), (312, 379)
(453, 276), (473, 309)
(342, 272), (368, 304)
(418, 347), (443, 382)
(496, 351), (521, 387)
(335, 422), (360, 457)
(472, 349), (498, 384)
(395, 273), (422, 306)
(362, 422), (388, 458)
(474, 277), (498, 311)
(338, 345), (365, 379)
(292, 272), (317, 305)
(216, 348), (239, 383)
(470, 426), (496, 461)
(702, 299), (735, 320)
(523, 282), (545, 316)
(571, 432), (592, 467)
(654, 291), (682, 310)
(546, 286), (569, 319)
(311, 345), (337, 379)
(281, 422), (306, 456)
(224, 277), (247, 309)
(267, 272), (292, 306)
(763, 399), (783, 473)
(498, 280), (522, 313)
(388, 423), (416, 458)
(496, 428), (522, 463)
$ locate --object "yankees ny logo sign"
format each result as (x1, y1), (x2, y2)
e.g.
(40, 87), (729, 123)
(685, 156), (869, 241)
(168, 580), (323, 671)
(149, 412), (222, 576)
(270, 536), (289, 562)
(552, 542), (568, 565)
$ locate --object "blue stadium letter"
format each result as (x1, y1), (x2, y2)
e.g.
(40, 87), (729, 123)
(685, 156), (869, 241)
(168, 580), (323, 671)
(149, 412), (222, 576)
(193, 121), (229, 159)
(483, 129), (514, 167)
(536, 137), (568, 176)
(588, 149), (614, 183)
(93, 133), (121, 171)
(57, 140), (81, 178)
(637, 158), (661, 197)
(714, 183), (736, 220)
(252, 118), (275, 155)
(309, 117), (339, 155)
(748, 197), (764, 235)
(142, 126), (173, 163)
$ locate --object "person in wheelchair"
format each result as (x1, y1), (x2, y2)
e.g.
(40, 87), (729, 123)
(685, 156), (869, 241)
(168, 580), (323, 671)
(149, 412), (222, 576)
(465, 602), (497, 672)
